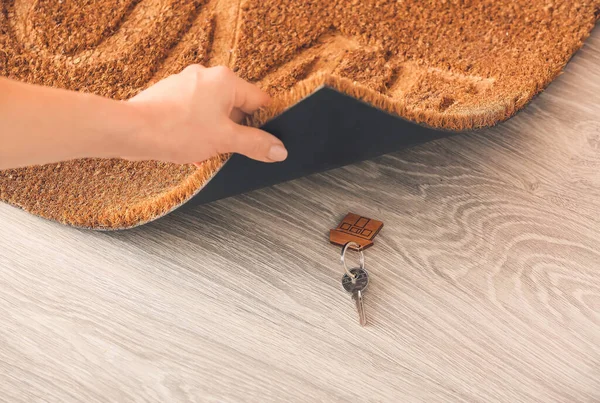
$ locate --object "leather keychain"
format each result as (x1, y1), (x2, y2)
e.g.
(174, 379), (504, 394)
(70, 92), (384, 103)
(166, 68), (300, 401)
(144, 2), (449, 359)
(330, 213), (384, 326)
(329, 213), (384, 251)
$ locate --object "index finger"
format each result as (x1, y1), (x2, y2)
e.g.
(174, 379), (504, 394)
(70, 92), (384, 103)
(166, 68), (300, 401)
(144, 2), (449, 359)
(232, 75), (271, 115)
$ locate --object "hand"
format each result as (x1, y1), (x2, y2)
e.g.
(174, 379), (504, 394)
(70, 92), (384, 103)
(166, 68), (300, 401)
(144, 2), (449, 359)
(125, 65), (288, 164)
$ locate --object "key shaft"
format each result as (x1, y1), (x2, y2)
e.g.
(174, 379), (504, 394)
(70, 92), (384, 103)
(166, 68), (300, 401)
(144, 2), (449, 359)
(353, 290), (367, 326)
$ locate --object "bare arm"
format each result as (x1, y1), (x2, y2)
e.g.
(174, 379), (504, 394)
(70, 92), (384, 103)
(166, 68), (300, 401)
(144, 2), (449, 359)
(0, 78), (139, 169)
(0, 65), (287, 170)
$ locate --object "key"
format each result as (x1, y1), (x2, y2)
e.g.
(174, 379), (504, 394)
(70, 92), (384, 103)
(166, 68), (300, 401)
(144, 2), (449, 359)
(342, 267), (369, 326)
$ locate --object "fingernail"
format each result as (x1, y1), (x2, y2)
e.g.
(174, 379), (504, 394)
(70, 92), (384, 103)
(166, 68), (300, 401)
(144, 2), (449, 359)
(268, 144), (288, 162)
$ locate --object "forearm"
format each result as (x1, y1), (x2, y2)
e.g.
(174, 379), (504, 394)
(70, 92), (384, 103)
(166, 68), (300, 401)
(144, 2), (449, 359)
(0, 78), (143, 169)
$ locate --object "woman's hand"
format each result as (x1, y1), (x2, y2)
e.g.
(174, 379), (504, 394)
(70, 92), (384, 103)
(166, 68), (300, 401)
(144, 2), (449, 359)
(126, 65), (288, 164)
(0, 65), (285, 170)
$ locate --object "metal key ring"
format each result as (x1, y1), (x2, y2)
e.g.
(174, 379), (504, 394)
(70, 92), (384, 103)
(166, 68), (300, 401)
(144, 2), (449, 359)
(340, 242), (365, 279)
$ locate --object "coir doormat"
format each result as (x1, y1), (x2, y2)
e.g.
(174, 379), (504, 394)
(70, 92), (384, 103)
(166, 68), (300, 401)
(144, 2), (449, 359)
(0, 1), (598, 229)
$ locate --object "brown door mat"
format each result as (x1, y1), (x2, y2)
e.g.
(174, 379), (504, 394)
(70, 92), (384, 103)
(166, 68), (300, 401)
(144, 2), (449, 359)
(186, 87), (457, 208)
(0, 1), (598, 229)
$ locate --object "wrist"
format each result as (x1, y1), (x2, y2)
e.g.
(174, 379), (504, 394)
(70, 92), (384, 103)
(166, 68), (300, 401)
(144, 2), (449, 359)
(67, 92), (148, 161)
(101, 99), (156, 161)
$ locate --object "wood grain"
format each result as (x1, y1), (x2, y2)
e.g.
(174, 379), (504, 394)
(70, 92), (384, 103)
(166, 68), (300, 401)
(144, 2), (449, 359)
(1, 27), (600, 403)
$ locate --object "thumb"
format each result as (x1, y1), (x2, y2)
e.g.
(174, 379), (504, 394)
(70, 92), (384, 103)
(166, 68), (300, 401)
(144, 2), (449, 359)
(224, 123), (288, 163)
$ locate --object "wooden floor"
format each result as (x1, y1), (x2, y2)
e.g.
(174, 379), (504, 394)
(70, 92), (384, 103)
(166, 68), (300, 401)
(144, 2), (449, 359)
(2, 28), (600, 403)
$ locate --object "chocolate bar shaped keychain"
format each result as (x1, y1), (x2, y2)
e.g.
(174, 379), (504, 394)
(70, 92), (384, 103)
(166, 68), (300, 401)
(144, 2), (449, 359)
(330, 213), (383, 326)
(330, 213), (384, 250)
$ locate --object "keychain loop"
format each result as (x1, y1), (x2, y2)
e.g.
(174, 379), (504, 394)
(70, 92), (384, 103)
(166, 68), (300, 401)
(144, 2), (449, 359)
(340, 242), (365, 279)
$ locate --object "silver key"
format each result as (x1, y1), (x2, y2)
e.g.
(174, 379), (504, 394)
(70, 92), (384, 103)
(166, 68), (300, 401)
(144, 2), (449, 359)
(342, 267), (369, 326)
(340, 241), (370, 326)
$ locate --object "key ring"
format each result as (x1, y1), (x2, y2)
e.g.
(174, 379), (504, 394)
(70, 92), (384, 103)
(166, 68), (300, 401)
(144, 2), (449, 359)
(340, 242), (365, 280)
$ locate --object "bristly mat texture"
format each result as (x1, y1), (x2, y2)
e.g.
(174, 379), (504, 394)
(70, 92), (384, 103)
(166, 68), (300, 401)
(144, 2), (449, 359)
(0, 1), (599, 229)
